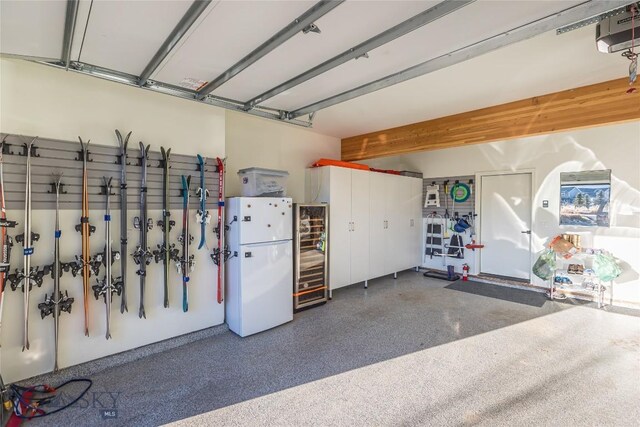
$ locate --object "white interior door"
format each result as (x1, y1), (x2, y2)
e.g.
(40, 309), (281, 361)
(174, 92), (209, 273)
(349, 169), (370, 284)
(480, 173), (532, 280)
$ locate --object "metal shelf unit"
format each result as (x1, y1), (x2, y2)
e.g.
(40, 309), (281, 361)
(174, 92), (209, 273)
(294, 204), (328, 311)
(548, 249), (614, 308)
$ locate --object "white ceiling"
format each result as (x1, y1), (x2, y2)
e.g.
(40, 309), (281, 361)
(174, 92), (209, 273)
(0, 1), (67, 59)
(78, 0), (195, 75)
(207, 0), (438, 101)
(0, 0), (633, 139)
(260, 0), (584, 111)
(153, 1), (314, 89)
(310, 24), (630, 138)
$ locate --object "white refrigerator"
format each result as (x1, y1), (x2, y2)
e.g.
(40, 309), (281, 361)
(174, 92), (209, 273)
(226, 197), (294, 337)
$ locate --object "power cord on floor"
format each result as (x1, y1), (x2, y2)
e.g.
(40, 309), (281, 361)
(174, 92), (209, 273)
(3, 378), (92, 420)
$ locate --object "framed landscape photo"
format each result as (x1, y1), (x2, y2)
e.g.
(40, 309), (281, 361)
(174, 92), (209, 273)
(559, 170), (611, 227)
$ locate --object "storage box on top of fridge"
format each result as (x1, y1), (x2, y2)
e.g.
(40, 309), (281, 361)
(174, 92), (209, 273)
(238, 167), (289, 197)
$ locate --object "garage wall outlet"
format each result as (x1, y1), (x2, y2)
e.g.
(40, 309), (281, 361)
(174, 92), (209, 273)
(542, 200), (549, 208)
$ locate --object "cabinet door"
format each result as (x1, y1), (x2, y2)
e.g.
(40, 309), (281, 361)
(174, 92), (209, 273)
(387, 174), (408, 273)
(238, 240), (293, 337)
(399, 177), (421, 270)
(410, 178), (424, 267)
(328, 167), (352, 290)
(349, 169), (370, 284)
(368, 172), (387, 279)
(236, 197), (292, 244)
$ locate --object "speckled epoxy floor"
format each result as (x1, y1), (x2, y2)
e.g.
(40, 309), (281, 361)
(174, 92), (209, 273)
(24, 272), (640, 426)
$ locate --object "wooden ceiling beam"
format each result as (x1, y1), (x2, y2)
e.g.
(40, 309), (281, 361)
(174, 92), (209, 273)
(341, 77), (640, 161)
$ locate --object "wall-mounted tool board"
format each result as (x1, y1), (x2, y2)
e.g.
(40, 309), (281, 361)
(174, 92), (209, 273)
(422, 175), (475, 219)
(0, 133), (221, 210)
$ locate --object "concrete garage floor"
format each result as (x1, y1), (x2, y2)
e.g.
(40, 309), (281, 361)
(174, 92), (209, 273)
(28, 271), (640, 426)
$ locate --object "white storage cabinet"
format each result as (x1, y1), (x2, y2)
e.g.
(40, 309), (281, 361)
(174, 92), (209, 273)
(306, 166), (370, 290)
(370, 173), (422, 280)
(306, 166), (422, 291)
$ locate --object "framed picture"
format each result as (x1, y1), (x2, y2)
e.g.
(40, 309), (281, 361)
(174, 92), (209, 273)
(559, 170), (610, 227)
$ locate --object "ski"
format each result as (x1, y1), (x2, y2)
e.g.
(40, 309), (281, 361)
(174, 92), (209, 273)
(153, 147), (178, 308)
(115, 130), (130, 314)
(0, 137), (18, 349)
(177, 175), (194, 312)
(75, 137), (96, 336)
(92, 178), (122, 339)
(132, 142), (152, 319)
(211, 158), (228, 304)
(38, 174), (73, 371)
(9, 138), (43, 351)
(196, 155), (210, 250)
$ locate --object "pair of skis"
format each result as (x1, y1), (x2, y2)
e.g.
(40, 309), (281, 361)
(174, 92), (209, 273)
(116, 130), (130, 314)
(196, 155), (211, 250)
(75, 138), (96, 336)
(0, 137), (18, 351)
(211, 158), (228, 305)
(178, 176), (195, 312)
(8, 138), (44, 351)
(92, 178), (122, 339)
(133, 143), (153, 319)
(153, 147), (178, 309)
(38, 174), (74, 370)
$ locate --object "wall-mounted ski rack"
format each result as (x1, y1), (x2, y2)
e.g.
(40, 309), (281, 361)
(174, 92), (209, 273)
(0, 133), (220, 210)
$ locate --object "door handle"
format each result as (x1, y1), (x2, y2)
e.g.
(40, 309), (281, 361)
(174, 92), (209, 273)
(521, 230), (531, 234)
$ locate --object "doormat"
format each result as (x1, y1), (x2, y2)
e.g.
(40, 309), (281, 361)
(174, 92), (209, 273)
(444, 280), (547, 307)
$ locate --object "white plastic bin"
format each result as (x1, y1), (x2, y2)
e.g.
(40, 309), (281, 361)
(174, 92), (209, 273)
(238, 167), (289, 197)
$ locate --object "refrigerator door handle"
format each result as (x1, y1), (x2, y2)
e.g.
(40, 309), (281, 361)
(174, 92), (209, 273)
(241, 240), (291, 249)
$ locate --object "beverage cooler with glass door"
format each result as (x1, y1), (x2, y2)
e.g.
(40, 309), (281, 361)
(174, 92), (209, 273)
(294, 204), (329, 311)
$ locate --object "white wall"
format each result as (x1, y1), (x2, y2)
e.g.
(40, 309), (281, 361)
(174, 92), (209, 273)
(0, 58), (226, 382)
(363, 122), (640, 305)
(225, 111), (340, 202)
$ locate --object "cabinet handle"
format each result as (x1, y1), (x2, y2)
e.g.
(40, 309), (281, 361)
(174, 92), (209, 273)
(352, 221), (355, 232)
